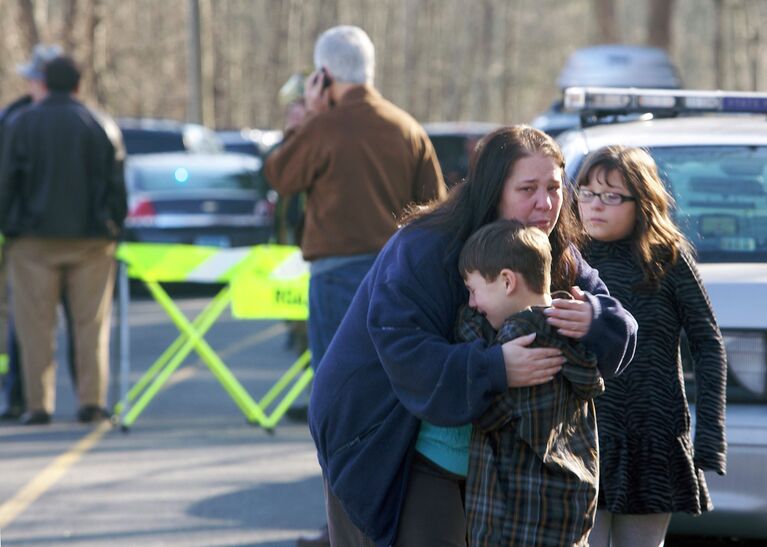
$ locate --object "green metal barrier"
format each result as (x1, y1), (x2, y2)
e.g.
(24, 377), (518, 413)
(112, 243), (312, 432)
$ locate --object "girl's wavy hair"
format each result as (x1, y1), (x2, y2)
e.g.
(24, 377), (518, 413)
(575, 145), (691, 290)
(401, 125), (581, 291)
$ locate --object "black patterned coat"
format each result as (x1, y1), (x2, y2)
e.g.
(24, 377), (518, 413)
(583, 239), (727, 514)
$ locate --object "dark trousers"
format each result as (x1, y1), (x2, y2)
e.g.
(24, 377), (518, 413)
(2, 315), (24, 412)
(325, 453), (467, 546)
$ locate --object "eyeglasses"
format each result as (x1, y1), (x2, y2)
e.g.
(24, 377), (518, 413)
(576, 188), (637, 206)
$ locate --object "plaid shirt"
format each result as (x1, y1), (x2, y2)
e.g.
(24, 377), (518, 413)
(459, 303), (603, 546)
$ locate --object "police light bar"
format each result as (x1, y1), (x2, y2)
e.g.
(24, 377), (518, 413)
(564, 87), (767, 115)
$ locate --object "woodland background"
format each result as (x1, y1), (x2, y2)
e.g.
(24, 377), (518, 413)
(0, 0), (765, 130)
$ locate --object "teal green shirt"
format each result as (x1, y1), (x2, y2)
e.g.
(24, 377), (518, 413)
(414, 421), (472, 477)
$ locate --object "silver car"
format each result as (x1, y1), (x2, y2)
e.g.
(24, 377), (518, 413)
(558, 87), (767, 540)
(124, 152), (276, 247)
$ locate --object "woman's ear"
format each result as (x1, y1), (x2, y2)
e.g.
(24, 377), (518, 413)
(500, 269), (517, 296)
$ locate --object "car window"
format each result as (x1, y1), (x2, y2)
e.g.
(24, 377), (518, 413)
(649, 146), (767, 263)
(122, 130), (186, 155)
(132, 165), (257, 192)
(429, 135), (481, 189)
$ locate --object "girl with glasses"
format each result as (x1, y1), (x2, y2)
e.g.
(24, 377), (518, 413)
(575, 145), (728, 547)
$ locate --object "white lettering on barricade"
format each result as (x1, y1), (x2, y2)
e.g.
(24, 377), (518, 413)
(230, 246), (309, 321)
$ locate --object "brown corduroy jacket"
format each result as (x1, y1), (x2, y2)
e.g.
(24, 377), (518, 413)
(264, 85), (445, 261)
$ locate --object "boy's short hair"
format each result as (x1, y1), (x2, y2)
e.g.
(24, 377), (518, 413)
(459, 219), (551, 294)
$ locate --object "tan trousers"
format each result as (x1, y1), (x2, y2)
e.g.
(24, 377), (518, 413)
(8, 237), (116, 414)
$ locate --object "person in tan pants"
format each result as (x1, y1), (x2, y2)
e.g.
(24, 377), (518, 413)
(0, 56), (126, 425)
(0, 43), (82, 421)
(8, 239), (116, 421)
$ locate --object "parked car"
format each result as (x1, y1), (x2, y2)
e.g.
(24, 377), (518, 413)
(557, 86), (767, 540)
(124, 152), (276, 247)
(217, 128), (283, 158)
(118, 118), (224, 155)
(531, 45), (682, 137)
(424, 122), (499, 188)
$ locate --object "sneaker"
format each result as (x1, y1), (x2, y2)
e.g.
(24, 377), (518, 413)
(77, 405), (110, 423)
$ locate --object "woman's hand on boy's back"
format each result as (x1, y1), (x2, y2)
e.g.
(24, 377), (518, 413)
(501, 333), (565, 387)
(544, 286), (593, 339)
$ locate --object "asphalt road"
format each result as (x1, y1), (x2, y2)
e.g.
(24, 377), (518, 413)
(0, 293), (325, 546)
(0, 292), (763, 546)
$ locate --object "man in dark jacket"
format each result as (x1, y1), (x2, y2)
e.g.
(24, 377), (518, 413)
(0, 43), (69, 421)
(0, 56), (126, 425)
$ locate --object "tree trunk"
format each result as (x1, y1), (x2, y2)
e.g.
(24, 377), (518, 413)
(744, 0), (760, 91)
(200, 0), (216, 128)
(60, 0), (78, 53)
(592, 0), (617, 43)
(80, 0), (100, 104)
(647, 0), (676, 51)
(713, 0), (724, 88)
(16, 0), (40, 51)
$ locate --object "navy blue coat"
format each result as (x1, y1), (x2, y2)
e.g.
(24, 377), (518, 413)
(309, 224), (637, 547)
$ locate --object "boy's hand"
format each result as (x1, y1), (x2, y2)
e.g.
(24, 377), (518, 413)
(545, 286), (593, 339)
(501, 333), (564, 387)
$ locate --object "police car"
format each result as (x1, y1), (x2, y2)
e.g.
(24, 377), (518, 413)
(557, 87), (767, 539)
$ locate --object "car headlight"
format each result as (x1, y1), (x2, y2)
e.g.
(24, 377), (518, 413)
(723, 330), (767, 396)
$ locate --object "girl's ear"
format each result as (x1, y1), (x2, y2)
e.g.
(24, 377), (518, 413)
(500, 269), (517, 296)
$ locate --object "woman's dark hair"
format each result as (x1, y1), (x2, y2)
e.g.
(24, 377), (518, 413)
(574, 145), (691, 290)
(402, 125), (581, 290)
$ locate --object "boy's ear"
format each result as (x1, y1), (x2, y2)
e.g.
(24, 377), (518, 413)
(500, 269), (517, 296)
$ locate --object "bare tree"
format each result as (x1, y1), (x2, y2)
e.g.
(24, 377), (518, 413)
(60, 0), (79, 52)
(1, 0), (767, 129)
(647, 0), (676, 50)
(79, 0), (102, 104)
(744, 0), (761, 91)
(16, 0), (40, 51)
(592, 0), (617, 43)
(713, 0), (725, 88)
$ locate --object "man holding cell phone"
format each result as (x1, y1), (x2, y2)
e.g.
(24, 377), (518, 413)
(263, 24), (445, 547)
(265, 24), (444, 376)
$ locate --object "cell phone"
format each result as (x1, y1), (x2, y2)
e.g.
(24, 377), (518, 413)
(320, 68), (332, 90)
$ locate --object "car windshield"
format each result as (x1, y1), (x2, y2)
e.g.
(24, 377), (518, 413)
(132, 164), (257, 192)
(649, 146), (767, 263)
(429, 135), (482, 189)
(122, 130), (186, 155)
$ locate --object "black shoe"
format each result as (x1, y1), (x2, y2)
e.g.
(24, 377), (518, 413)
(0, 406), (24, 421)
(286, 404), (309, 423)
(77, 405), (110, 423)
(296, 524), (330, 547)
(19, 410), (52, 425)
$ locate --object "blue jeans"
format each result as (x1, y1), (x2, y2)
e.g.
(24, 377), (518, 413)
(308, 255), (376, 370)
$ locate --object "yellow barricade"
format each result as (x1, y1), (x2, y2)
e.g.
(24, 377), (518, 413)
(113, 243), (312, 431)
